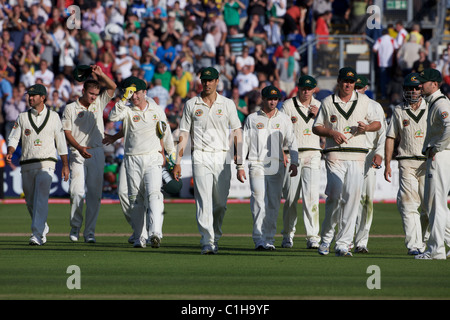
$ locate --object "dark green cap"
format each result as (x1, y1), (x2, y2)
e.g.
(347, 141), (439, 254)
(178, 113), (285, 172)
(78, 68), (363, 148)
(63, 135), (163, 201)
(403, 73), (421, 87)
(355, 75), (369, 89)
(121, 76), (147, 91)
(72, 65), (92, 82)
(261, 85), (281, 99)
(27, 84), (47, 96)
(200, 67), (219, 80)
(338, 67), (357, 81)
(298, 75), (317, 88)
(163, 179), (183, 195)
(416, 68), (442, 83)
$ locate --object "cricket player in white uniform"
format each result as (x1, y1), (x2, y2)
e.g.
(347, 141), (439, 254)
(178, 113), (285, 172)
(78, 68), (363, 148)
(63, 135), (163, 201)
(109, 76), (175, 248)
(415, 69), (450, 260)
(313, 67), (381, 257)
(280, 75), (322, 249)
(353, 75), (386, 253)
(385, 73), (429, 255)
(62, 65), (117, 243)
(237, 85), (298, 250)
(6, 84), (70, 245)
(173, 67), (242, 254)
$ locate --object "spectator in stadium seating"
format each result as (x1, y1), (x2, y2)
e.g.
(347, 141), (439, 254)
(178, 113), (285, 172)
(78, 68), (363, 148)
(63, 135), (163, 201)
(372, 28), (398, 99)
(3, 86), (26, 139)
(152, 62), (172, 92)
(412, 48), (431, 74)
(169, 63), (194, 100)
(34, 59), (54, 90)
(148, 78), (170, 110)
(234, 65), (259, 98)
(223, 0), (246, 28)
(274, 47), (299, 97)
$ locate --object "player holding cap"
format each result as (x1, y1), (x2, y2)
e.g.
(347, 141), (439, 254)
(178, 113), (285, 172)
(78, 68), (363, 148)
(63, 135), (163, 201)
(109, 76), (175, 248)
(313, 67), (381, 257)
(237, 85), (298, 250)
(385, 72), (429, 255)
(172, 67), (242, 254)
(6, 84), (70, 245)
(415, 68), (450, 260)
(280, 75), (322, 249)
(62, 65), (117, 243)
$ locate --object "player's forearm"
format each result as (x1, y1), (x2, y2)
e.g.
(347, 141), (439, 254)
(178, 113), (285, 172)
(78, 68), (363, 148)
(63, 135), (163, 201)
(384, 137), (395, 167)
(175, 131), (189, 165)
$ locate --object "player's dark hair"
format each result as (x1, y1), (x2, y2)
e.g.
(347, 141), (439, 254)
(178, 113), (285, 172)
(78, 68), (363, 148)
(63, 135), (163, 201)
(83, 79), (101, 91)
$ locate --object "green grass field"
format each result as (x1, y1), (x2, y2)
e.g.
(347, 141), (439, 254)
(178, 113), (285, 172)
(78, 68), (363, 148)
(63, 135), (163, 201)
(0, 202), (449, 302)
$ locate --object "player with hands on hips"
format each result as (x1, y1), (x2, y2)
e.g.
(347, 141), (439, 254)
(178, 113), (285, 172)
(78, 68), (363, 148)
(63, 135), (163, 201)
(414, 68), (450, 260)
(6, 84), (69, 245)
(384, 73), (429, 255)
(237, 85), (298, 251)
(279, 75), (322, 249)
(109, 76), (176, 248)
(62, 64), (117, 243)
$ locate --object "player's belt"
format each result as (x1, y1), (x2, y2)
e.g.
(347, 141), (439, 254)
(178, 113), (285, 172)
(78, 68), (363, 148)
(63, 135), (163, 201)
(322, 147), (368, 154)
(284, 148), (321, 153)
(191, 148), (227, 152)
(396, 156), (427, 161)
(20, 157), (58, 165)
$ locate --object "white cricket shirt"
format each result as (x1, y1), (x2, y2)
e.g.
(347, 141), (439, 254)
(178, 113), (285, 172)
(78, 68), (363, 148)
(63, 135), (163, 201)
(386, 99), (428, 160)
(8, 107), (68, 171)
(109, 98), (175, 156)
(180, 93), (242, 152)
(62, 90), (114, 150)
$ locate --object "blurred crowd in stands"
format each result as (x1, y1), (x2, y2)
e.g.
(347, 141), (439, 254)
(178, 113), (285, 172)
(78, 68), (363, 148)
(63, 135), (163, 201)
(1, 0), (450, 197)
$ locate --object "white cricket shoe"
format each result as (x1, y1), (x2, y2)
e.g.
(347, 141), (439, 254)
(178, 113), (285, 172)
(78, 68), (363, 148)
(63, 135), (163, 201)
(85, 236), (96, 243)
(335, 249), (353, 257)
(318, 242), (330, 255)
(306, 239), (319, 249)
(415, 252), (432, 260)
(69, 227), (79, 242)
(42, 223), (49, 244)
(29, 235), (43, 246)
(281, 237), (293, 248)
(201, 244), (215, 254)
(133, 237), (147, 248)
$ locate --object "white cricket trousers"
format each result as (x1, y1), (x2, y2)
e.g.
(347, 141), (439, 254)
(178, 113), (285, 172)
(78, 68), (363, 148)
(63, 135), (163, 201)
(124, 153), (164, 241)
(396, 159), (428, 252)
(192, 150), (231, 248)
(354, 149), (378, 248)
(69, 147), (104, 238)
(22, 167), (53, 239)
(321, 159), (364, 252)
(117, 162), (157, 234)
(282, 154), (321, 243)
(424, 150), (450, 259)
(249, 162), (285, 247)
